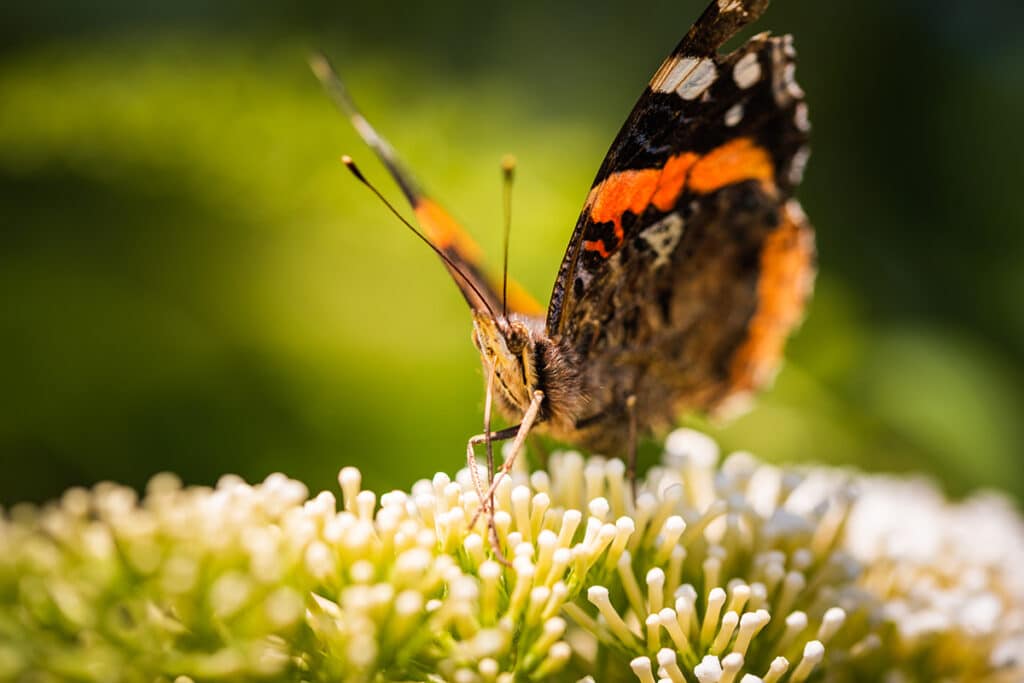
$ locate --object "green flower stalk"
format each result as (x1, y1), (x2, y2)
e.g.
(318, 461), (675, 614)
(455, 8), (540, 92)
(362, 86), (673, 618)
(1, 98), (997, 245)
(0, 429), (1021, 682)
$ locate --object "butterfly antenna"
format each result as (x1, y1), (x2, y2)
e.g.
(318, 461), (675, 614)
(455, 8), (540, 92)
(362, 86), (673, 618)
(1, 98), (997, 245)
(310, 52), (421, 204)
(342, 156), (500, 320)
(500, 155), (516, 319)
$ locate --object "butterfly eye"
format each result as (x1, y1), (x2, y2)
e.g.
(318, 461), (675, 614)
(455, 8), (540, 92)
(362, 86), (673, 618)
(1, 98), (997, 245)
(505, 324), (529, 355)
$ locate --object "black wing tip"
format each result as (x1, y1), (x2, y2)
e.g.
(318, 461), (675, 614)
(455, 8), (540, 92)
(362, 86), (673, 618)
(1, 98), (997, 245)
(678, 0), (772, 57)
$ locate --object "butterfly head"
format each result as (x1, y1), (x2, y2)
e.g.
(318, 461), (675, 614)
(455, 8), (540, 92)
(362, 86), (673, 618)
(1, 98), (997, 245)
(471, 312), (541, 414)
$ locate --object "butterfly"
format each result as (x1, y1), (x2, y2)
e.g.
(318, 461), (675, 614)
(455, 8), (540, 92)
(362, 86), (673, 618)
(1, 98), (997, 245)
(313, 0), (814, 502)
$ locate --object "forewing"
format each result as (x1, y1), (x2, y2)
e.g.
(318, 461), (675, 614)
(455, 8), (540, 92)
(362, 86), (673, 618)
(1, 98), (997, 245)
(545, 0), (814, 425)
(312, 54), (544, 317)
(413, 198), (544, 316)
(547, 0), (809, 334)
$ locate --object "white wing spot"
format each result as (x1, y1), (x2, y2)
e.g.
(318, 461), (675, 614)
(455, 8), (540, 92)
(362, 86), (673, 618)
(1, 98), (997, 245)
(783, 35), (797, 58)
(725, 103), (744, 127)
(651, 57), (692, 92)
(653, 57), (718, 100)
(794, 102), (810, 132)
(783, 63), (805, 99)
(717, 0), (745, 13)
(788, 146), (810, 185)
(640, 213), (685, 268)
(785, 198), (808, 224)
(677, 59), (717, 100)
(733, 52), (762, 89)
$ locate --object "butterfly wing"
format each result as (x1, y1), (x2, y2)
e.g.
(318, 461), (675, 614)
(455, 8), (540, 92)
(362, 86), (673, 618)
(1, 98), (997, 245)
(311, 54), (544, 318)
(546, 0), (814, 446)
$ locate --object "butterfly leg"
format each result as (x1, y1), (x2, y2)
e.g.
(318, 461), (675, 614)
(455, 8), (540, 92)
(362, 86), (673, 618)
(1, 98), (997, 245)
(469, 389), (545, 530)
(480, 365), (506, 563)
(626, 394), (638, 501)
(465, 365), (498, 517)
(466, 424), (521, 511)
(465, 422), (526, 565)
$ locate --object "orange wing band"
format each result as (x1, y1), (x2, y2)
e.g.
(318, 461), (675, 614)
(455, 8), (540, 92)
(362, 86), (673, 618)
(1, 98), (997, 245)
(728, 201), (815, 392)
(583, 137), (776, 257)
(414, 199), (485, 264)
(688, 138), (774, 194)
(414, 198), (544, 316)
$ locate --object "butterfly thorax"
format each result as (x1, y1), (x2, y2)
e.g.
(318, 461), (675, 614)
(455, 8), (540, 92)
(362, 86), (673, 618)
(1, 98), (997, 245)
(471, 312), (587, 437)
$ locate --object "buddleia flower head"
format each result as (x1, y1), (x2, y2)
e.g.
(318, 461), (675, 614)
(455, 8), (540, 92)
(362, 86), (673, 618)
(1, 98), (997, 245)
(0, 429), (1021, 682)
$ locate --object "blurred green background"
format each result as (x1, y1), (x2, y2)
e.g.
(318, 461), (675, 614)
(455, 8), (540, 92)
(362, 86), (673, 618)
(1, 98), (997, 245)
(1, 1), (1022, 505)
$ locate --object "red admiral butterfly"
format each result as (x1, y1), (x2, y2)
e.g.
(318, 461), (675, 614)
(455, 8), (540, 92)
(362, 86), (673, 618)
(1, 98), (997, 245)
(313, 0), (813, 505)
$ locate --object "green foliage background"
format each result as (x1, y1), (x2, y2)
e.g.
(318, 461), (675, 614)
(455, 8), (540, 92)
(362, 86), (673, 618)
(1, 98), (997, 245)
(1, 1), (1022, 504)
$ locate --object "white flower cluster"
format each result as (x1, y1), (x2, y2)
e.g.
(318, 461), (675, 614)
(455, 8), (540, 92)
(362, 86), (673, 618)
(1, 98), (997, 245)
(845, 477), (1024, 681)
(0, 429), (1021, 682)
